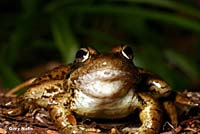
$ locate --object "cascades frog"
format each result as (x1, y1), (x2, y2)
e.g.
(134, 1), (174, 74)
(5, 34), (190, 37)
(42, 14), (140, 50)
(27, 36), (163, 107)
(3, 45), (198, 134)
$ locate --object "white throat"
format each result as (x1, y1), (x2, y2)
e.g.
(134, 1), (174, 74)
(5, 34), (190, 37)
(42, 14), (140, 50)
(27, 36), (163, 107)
(71, 89), (139, 119)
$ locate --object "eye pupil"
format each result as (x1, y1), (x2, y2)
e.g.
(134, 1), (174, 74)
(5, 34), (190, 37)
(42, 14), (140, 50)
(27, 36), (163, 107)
(76, 49), (87, 59)
(122, 46), (133, 60)
(75, 48), (89, 62)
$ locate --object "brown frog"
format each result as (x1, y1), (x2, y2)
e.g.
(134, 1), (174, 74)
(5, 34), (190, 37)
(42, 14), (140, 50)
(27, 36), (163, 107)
(3, 45), (197, 134)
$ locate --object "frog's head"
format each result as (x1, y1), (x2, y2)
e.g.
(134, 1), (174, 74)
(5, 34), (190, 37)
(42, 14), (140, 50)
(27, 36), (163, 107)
(69, 45), (140, 99)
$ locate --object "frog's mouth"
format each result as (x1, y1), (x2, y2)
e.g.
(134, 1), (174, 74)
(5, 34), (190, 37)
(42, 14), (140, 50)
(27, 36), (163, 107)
(74, 69), (133, 99)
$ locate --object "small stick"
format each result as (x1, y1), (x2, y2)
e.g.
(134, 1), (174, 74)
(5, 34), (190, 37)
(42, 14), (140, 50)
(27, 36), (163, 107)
(5, 78), (37, 97)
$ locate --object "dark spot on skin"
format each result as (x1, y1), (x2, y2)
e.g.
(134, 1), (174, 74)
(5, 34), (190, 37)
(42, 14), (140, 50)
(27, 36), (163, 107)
(65, 73), (70, 79)
(47, 87), (58, 93)
(70, 99), (75, 106)
(55, 83), (62, 88)
(48, 74), (53, 79)
(56, 74), (59, 79)
(71, 89), (75, 98)
(63, 81), (69, 92)
(52, 97), (56, 101)
(33, 78), (43, 84)
(152, 117), (159, 121)
(42, 95), (50, 98)
(63, 102), (70, 108)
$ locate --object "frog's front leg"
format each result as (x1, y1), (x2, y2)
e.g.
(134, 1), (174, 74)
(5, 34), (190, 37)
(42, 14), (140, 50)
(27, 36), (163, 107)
(47, 93), (75, 134)
(48, 93), (100, 134)
(137, 68), (172, 98)
(3, 80), (64, 116)
(123, 93), (162, 134)
(48, 104), (87, 134)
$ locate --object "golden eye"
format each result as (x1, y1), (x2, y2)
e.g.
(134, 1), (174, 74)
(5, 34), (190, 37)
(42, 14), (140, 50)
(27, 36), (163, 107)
(121, 45), (134, 60)
(75, 48), (90, 63)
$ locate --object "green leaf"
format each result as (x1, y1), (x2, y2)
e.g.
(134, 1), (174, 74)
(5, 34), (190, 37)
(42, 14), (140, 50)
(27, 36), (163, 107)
(58, 5), (200, 32)
(164, 49), (199, 81)
(51, 14), (79, 63)
(21, 0), (41, 15)
(0, 62), (21, 89)
(4, 0), (41, 65)
(125, 0), (200, 19)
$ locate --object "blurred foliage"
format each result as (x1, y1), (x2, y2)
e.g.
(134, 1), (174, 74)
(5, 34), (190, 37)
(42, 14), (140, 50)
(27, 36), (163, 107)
(0, 0), (200, 91)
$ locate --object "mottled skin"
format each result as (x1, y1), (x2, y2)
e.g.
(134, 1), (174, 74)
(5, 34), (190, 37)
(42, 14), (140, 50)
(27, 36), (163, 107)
(4, 45), (182, 134)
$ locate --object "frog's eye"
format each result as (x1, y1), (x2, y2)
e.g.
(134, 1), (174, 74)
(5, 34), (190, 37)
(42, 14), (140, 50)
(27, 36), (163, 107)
(75, 48), (90, 63)
(121, 45), (133, 60)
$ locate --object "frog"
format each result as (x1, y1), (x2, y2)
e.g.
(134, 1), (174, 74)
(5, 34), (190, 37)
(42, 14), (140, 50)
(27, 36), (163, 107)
(3, 45), (197, 134)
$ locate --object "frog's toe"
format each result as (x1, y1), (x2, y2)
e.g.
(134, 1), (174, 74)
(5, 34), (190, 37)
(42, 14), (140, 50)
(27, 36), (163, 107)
(122, 127), (140, 134)
(61, 126), (101, 134)
(85, 128), (101, 134)
(122, 127), (156, 134)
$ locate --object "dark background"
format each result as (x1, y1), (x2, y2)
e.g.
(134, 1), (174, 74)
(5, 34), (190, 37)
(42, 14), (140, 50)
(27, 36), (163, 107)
(0, 0), (200, 93)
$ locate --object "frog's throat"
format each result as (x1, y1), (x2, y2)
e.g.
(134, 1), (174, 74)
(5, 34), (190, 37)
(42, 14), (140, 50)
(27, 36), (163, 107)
(73, 69), (133, 98)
